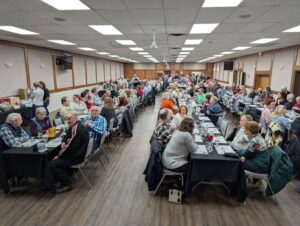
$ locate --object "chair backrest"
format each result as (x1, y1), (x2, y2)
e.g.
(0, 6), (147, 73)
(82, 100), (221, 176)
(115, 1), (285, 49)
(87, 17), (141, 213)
(117, 113), (123, 126)
(216, 117), (223, 128)
(220, 119), (229, 137)
(75, 139), (93, 167)
(108, 118), (114, 131)
(53, 117), (63, 126)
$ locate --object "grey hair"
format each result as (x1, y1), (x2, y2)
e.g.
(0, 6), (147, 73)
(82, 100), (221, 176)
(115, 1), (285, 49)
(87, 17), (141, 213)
(287, 94), (295, 100)
(210, 96), (219, 103)
(242, 114), (253, 121)
(159, 109), (170, 120)
(36, 107), (46, 114)
(6, 113), (22, 124)
(162, 92), (170, 100)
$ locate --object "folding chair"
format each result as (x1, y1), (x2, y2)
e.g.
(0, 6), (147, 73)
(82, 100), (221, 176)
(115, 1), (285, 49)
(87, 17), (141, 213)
(216, 117), (223, 128)
(71, 139), (94, 188)
(220, 119), (229, 138)
(153, 169), (184, 196)
(53, 117), (63, 126)
(107, 118), (117, 147)
(93, 133), (110, 168)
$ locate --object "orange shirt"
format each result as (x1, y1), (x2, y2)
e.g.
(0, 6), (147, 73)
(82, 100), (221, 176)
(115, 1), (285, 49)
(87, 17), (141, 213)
(161, 99), (177, 114)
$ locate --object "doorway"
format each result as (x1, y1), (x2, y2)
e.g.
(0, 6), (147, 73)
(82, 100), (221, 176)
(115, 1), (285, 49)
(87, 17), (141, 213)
(293, 71), (300, 96)
(254, 74), (271, 90)
(233, 71), (238, 84)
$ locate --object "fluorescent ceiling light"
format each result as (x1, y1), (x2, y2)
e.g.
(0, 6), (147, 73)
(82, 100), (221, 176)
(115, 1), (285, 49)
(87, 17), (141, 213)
(179, 52), (190, 54)
(182, 47), (195, 51)
(232, 46), (251, 50)
(144, 55), (152, 58)
(202, 0), (244, 8)
(130, 47), (144, 51)
(283, 25), (300, 32)
(48, 40), (76, 45)
(190, 23), (219, 34)
(116, 40), (136, 45)
(184, 39), (203, 45)
(109, 55), (119, 58)
(96, 52), (109, 55)
(89, 25), (122, 35)
(178, 55), (187, 58)
(41, 0), (90, 10)
(251, 38), (279, 44)
(78, 47), (96, 51)
(214, 55), (224, 57)
(0, 26), (38, 35)
(221, 51), (234, 54)
(138, 52), (149, 55)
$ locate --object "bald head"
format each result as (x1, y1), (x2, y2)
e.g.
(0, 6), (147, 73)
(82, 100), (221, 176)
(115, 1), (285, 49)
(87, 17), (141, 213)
(296, 96), (300, 104)
(159, 109), (171, 122)
(66, 113), (77, 126)
(90, 106), (100, 118)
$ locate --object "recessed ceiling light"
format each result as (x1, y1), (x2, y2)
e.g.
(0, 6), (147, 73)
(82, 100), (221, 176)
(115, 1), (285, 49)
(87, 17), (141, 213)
(202, 0), (244, 8)
(221, 51), (234, 54)
(182, 47), (195, 51)
(283, 25), (300, 32)
(214, 55), (224, 57)
(138, 52), (149, 55)
(78, 47), (97, 51)
(0, 26), (39, 35)
(184, 39), (203, 45)
(41, 0), (90, 10)
(89, 25), (122, 35)
(179, 52), (190, 54)
(96, 52), (109, 55)
(48, 40), (76, 45)
(116, 40), (136, 45)
(251, 38), (279, 44)
(130, 47), (144, 51)
(232, 46), (251, 50)
(144, 55), (152, 58)
(109, 55), (119, 58)
(190, 23), (219, 34)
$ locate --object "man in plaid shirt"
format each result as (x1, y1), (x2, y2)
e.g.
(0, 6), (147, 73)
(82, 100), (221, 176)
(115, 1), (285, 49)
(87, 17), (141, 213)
(153, 109), (173, 150)
(0, 113), (29, 149)
(83, 106), (107, 151)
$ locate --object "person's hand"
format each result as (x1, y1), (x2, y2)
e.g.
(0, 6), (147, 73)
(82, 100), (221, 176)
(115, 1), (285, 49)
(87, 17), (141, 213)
(61, 142), (66, 149)
(182, 114), (187, 118)
(85, 121), (92, 127)
(240, 157), (246, 162)
(53, 156), (58, 160)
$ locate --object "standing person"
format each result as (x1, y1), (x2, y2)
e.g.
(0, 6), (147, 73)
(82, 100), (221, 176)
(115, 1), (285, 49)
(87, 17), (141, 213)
(163, 73), (169, 91)
(31, 81), (44, 115)
(49, 113), (89, 194)
(39, 81), (50, 115)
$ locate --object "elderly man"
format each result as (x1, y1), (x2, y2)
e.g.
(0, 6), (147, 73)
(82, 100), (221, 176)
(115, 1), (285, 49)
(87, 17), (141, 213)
(118, 76), (128, 89)
(83, 106), (107, 151)
(206, 96), (223, 125)
(30, 107), (51, 137)
(293, 96), (300, 109)
(0, 113), (29, 149)
(50, 113), (89, 194)
(284, 94), (296, 110)
(153, 109), (173, 150)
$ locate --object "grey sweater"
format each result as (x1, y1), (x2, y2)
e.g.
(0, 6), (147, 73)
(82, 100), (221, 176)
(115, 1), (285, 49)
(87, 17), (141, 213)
(162, 130), (197, 170)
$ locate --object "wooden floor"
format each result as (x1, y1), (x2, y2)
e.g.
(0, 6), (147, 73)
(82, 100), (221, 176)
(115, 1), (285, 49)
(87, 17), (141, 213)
(1, 97), (300, 226)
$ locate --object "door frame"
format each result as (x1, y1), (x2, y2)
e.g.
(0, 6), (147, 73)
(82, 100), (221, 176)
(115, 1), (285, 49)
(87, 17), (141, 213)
(254, 72), (271, 90)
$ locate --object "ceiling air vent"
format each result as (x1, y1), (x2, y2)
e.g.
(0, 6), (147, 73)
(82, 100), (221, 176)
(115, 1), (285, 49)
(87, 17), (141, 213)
(168, 33), (186, 37)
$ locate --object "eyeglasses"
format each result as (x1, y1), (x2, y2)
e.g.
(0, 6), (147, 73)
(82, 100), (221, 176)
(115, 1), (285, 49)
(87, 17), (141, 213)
(91, 110), (99, 112)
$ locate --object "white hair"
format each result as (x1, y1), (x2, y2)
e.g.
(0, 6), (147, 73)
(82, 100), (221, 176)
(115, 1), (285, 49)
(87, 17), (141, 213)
(6, 113), (22, 124)
(36, 107), (46, 114)
(162, 92), (170, 100)
(287, 94), (295, 100)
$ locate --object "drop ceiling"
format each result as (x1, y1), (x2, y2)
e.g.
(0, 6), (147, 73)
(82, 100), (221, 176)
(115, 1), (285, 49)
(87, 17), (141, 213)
(0, 0), (300, 63)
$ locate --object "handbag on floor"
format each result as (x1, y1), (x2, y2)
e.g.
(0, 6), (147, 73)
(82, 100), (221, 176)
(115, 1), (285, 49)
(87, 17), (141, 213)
(168, 189), (183, 204)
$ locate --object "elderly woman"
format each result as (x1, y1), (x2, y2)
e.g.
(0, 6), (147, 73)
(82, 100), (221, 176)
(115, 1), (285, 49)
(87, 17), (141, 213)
(162, 117), (197, 174)
(240, 121), (270, 173)
(100, 97), (118, 128)
(70, 94), (88, 116)
(0, 113), (29, 148)
(205, 96), (222, 125)
(30, 107), (51, 137)
(231, 115), (253, 152)
(160, 92), (178, 115)
(171, 105), (188, 129)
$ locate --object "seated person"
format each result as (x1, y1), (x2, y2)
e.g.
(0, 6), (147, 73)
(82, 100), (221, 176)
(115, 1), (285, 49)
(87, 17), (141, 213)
(100, 97), (118, 128)
(111, 84), (119, 98)
(196, 88), (206, 105)
(231, 115), (253, 152)
(49, 113), (89, 194)
(171, 105), (188, 129)
(83, 106), (107, 151)
(0, 113), (29, 149)
(160, 92), (178, 115)
(284, 94), (296, 110)
(162, 118), (197, 174)
(240, 121), (270, 173)
(293, 96), (300, 111)
(271, 105), (292, 129)
(60, 96), (75, 121)
(153, 109), (173, 150)
(70, 94), (88, 116)
(30, 107), (51, 137)
(143, 82), (152, 96)
(91, 87), (102, 106)
(137, 85), (144, 97)
(260, 99), (276, 134)
(80, 89), (93, 110)
(205, 96), (222, 125)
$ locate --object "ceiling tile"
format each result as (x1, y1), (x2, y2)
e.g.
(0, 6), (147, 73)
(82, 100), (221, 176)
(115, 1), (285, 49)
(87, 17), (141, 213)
(83, 0), (127, 10)
(194, 8), (234, 23)
(130, 9), (164, 25)
(96, 10), (137, 25)
(163, 0), (204, 9)
(165, 8), (199, 24)
(238, 23), (274, 32)
(123, 0), (163, 9)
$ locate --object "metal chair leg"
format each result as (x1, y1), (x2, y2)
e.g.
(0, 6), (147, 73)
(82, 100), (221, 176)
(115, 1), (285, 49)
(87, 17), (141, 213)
(103, 150), (110, 163)
(96, 156), (106, 170)
(78, 168), (92, 189)
(153, 175), (166, 196)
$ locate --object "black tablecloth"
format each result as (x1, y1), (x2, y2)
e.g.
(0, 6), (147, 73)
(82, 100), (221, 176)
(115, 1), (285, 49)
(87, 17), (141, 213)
(0, 107), (32, 126)
(1, 146), (59, 193)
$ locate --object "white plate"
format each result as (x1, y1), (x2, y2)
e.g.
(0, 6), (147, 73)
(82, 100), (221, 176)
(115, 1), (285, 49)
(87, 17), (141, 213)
(194, 145), (208, 155)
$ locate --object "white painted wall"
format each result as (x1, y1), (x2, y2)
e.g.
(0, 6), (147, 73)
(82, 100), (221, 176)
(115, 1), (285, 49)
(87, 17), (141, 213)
(256, 53), (272, 71)
(243, 55), (257, 86)
(183, 63), (206, 70)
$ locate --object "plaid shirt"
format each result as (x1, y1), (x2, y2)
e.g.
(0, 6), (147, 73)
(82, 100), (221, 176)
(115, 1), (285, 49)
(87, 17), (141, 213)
(0, 123), (29, 147)
(153, 122), (172, 149)
(83, 115), (107, 141)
